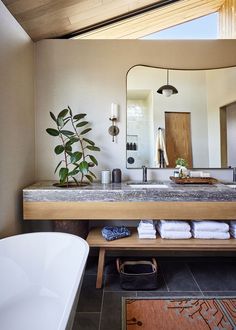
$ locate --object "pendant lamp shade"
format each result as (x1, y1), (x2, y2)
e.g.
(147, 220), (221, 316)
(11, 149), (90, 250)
(157, 70), (178, 97)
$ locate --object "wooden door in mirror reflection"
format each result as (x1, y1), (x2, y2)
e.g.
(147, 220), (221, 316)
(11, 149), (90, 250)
(165, 112), (193, 168)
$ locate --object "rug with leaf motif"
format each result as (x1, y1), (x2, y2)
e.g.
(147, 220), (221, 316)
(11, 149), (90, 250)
(122, 297), (236, 330)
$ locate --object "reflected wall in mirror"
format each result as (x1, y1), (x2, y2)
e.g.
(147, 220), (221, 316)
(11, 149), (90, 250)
(126, 66), (236, 169)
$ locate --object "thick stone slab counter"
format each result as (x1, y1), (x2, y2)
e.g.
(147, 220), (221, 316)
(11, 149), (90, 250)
(23, 181), (236, 220)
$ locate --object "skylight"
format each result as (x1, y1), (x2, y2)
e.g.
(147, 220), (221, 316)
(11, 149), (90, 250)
(142, 12), (218, 40)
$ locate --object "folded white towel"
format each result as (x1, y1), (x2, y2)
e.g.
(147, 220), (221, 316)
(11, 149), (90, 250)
(157, 220), (190, 232)
(158, 230), (191, 239)
(138, 227), (156, 235)
(191, 221), (229, 233)
(138, 234), (156, 239)
(192, 231), (230, 239)
(139, 220), (154, 228)
(230, 221), (236, 230)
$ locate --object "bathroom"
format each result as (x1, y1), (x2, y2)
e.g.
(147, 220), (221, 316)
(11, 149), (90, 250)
(1, 0), (236, 329)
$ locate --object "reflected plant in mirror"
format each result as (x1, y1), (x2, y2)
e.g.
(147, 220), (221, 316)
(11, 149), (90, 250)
(46, 106), (100, 187)
(126, 65), (236, 169)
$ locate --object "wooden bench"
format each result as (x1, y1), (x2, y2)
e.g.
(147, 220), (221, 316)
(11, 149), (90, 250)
(86, 227), (236, 289)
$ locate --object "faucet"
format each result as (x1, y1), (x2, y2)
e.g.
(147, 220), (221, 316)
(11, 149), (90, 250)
(233, 167), (236, 182)
(142, 165), (148, 182)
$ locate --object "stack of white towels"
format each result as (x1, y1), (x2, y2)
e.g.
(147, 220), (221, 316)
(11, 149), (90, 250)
(229, 221), (236, 238)
(156, 220), (192, 239)
(191, 221), (230, 239)
(137, 220), (156, 239)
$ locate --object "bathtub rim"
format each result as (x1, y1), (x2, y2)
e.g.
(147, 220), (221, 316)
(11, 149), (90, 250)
(0, 231), (89, 330)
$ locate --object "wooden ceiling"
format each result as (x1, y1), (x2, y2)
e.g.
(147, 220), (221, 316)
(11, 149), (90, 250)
(2, 0), (225, 41)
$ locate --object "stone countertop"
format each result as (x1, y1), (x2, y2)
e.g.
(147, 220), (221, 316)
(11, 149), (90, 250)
(23, 180), (236, 202)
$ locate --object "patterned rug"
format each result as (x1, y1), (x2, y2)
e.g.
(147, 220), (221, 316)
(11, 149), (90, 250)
(122, 297), (236, 330)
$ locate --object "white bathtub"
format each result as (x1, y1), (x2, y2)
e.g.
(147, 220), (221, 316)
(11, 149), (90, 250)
(0, 232), (89, 330)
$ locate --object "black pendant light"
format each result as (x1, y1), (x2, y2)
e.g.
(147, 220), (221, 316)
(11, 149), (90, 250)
(157, 70), (178, 97)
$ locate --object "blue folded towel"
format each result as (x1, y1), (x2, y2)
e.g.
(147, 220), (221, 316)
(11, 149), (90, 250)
(101, 226), (131, 241)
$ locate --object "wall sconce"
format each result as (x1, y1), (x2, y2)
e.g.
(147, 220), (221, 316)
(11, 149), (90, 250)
(108, 103), (119, 142)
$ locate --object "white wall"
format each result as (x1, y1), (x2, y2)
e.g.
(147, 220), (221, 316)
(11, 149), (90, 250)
(35, 40), (236, 182)
(0, 2), (35, 237)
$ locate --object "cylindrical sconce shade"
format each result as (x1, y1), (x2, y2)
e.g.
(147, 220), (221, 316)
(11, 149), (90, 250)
(111, 103), (119, 119)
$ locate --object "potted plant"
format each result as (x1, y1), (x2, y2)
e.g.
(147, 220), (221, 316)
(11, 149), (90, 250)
(46, 106), (100, 187)
(175, 158), (188, 178)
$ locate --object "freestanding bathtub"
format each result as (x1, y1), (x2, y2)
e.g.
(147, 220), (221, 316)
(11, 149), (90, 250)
(0, 232), (89, 330)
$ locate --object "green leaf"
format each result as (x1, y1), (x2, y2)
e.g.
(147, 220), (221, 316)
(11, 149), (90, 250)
(80, 128), (92, 135)
(83, 138), (95, 146)
(50, 112), (57, 123)
(58, 109), (68, 119)
(89, 171), (97, 179)
(65, 145), (72, 153)
(87, 145), (100, 151)
(59, 167), (69, 183)
(57, 117), (64, 127)
(66, 137), (79, 146)
(68, 106), (73, 117)
(76, 121), (89, 128)
(46, 128), (59, 136)
(54, 145), (64, 154)
(64, 119), (70, 126)
(61, 130), (74, 136)
(68, 169), (80, 176)
(70, 151), (82, 164)
(79, 161), (89, 174)
(54, 160), (62, 174)
(85, 174), (93, 183)
(73, 113), (86, 121)
(89, 155), (98, 166)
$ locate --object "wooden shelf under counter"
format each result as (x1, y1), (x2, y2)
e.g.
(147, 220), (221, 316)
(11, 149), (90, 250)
(87, 227), (236, 288)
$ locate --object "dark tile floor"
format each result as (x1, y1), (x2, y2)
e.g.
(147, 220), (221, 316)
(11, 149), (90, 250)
(72, 256), (236, 330)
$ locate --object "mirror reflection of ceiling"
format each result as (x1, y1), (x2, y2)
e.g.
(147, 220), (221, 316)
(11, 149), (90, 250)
(126, 66), (236, 169)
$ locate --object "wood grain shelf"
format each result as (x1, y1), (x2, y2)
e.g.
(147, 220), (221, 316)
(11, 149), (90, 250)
(87, 227), (236, 251)
(87, 227), (236, 288)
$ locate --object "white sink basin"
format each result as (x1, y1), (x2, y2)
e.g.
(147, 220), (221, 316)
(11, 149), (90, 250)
(128, 184), (168, 189)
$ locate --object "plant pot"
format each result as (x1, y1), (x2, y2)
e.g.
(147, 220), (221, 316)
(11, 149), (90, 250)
(53, 182), (90, 188)
(54, 220), (89, 239)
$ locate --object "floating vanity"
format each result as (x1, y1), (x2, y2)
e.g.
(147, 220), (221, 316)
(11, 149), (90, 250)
(24, 181), (236, 220)
(23, 180), (236, 288)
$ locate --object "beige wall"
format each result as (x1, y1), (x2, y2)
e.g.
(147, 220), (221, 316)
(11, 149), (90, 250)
(0, 2), (35, 237)
(206, 67), (236, 167)
(35, 39), (236, 182)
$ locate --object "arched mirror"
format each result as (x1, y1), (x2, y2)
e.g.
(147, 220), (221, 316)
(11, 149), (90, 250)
(126, 65), (236, 169)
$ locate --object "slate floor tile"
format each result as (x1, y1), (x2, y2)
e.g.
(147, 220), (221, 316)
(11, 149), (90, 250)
(85, 256), (99, 275)
(72, 312), (100, 330)
(160, 262), (200, 291)
(100, 291), (136, 330)
(189, 262), (236, 291)
(76, 275), (103, 312)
